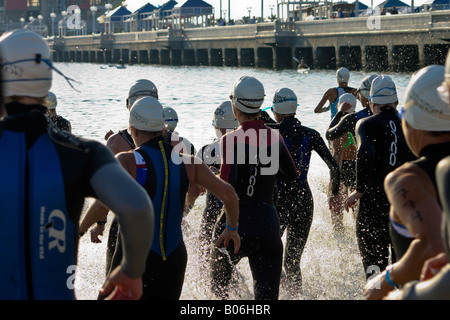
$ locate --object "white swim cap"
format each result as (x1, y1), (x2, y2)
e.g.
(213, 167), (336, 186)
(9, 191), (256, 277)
(129, 96), (164, 132)
(231, 76), (265, 114)
(45, 92), (57, 110)
(369, 75), (398, 105)
(403, 65), (450, 132)
(336, 67), (350, 83)
(272, 88), (298, 114)
(338, 93), (357, 113)
(163, 107), (178, 131)
(213, 101), (238, 129)
(358, 74), (378, 99)
(127, 79), (158, 109)
(0, 29), (52, 98)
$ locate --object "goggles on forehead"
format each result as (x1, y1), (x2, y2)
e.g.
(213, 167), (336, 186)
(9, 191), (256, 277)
(368, 86), (397, 102)
(0, 54), (80, 91)
(272, 97), (297, 104)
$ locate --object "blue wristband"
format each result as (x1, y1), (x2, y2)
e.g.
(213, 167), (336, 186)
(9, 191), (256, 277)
(385, 266), (398, 288)
(226, 222), (238, 231)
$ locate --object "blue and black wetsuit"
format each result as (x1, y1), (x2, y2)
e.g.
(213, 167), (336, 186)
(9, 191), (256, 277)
(108, 136), (190, 300)
(211, 120), (297, 300)
(389, 141), (450, 259)
(355, 107), (415, 278)
(0, 103), (117, 300)
(273, 116), (340, 286)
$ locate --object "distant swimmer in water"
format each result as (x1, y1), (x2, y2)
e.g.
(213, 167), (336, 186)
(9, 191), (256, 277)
(196, 101), (238, 271)
(0, 29), (154, 300)
(364, 65), (450, 300)
(344, 75), (416, 279)
(269, 87), (340, 290)
(210, 76), (297, 300)
(81, 96), (240, 300)
(44, 91), (72, 132)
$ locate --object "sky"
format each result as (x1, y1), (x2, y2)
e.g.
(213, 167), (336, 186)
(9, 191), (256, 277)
(145, 0), (430, 20)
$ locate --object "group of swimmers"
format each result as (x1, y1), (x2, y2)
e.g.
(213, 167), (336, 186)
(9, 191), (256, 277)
(0, 28), (449, 301)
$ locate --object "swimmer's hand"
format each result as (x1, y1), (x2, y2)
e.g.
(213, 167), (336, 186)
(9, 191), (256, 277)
(100, 266), (143, 300)
(328, 193), (341, 211)
(90, 224), (105, 244)
(215, 229), (241, 254)
(344, 191), (363, 212)
(338, 102), (353, 114)
(421, 252), (448, 281)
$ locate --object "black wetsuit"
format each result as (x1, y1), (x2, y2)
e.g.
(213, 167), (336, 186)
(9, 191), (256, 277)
(0, 103), (117, 299)
(354, 107), (415, 278)
(326, 106), (373, 142)
(211, 120), (297, 300)
(108, 136), (190, 300)
(389, 141), (450, 259)
(272, 116), (340, 287)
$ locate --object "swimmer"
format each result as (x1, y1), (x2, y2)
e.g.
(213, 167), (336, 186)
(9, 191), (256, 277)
(44, 91), (72, 132)
(84, 96), (240, 300)
(325, 93), (358, 230)
(365, 65), (450, 299)
(344, 75), (415, 278)
(196, 101), (238, 270)
(210, 76), (297, 300)
(314, 67), (357, 118)
(163, 106), (196, 156)
(92, 79), (159, 277)
(0, 29), (154, 300)
(270, 87), (340, 288)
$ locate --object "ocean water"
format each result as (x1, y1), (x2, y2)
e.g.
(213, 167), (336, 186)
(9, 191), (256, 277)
(50, 62), (412, 300)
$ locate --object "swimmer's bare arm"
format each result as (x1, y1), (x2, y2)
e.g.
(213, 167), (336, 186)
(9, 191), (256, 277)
(79, 199), (109, 242)
(364, 165), (445, 300)
(384, 166), (445, 282)
(314, 88), (335, 113)
(89, 161), (154, 300)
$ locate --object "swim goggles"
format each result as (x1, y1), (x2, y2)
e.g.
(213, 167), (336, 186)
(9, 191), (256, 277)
(368, 86), (397, 102)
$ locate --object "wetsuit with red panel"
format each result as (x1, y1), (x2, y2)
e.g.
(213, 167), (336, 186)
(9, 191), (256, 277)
(210, 119), (297, 300)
